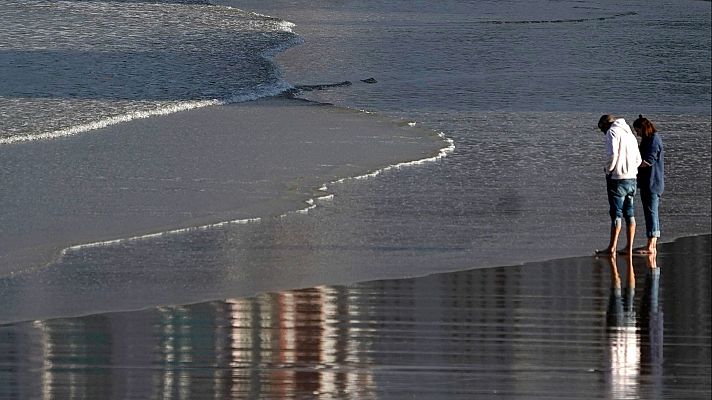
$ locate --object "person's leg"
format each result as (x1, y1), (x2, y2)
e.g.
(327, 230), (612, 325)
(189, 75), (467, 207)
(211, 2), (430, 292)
(621, 180), (636, 254)
(598, 223), (622, 255)
(598, 178), (624, 254)
(647, 236), (657, 254)
(635, 189), (659, 254)
(625, 219), (636, 254)
(641, 188), (654, 235)
(647, 193), (660, 252)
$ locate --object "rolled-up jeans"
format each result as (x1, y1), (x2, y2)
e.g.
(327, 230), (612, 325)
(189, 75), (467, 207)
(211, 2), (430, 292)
(606, 177), (636, 228)
(640, 187), (661, 238)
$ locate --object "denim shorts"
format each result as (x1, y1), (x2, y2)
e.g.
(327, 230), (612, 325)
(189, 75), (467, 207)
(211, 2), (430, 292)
(606, 178), (636, 227)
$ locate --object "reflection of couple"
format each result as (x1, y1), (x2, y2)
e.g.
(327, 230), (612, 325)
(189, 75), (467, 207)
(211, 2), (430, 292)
(605, 253), (660, 323)
(604, 253), (663, 398)
(596, 114), (664, 256)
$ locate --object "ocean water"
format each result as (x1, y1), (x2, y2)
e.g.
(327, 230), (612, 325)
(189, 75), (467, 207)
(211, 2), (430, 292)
(1, 0), (710, 321)
(0, 0), (298, 143)
(227, 0), (710, 113)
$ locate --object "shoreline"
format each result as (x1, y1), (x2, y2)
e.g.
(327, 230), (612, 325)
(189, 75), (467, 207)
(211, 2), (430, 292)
(1, 232), (708, 325)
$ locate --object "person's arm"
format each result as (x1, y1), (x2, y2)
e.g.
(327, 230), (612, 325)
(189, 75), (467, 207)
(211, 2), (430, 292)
(634, 145), (642, 169)
(639, 137), (659, 168)
(605, 131), (619, 175)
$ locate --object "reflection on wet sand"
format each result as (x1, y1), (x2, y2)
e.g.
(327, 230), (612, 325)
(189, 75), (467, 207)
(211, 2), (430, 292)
(604, 253), (663, 400)
(0, 235), (709, 399)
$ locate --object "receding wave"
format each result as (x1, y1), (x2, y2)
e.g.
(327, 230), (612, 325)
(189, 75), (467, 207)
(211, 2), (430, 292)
(0, 81), (294, 145)
(0, 0), (300, 144)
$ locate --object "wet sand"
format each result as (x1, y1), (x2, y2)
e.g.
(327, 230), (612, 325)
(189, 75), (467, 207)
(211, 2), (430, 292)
(0, 96), (445, 278)
(2, 234), (709, 399)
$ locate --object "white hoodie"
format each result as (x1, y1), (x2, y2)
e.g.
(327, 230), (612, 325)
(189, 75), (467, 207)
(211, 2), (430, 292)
(605, 118), (641, 180)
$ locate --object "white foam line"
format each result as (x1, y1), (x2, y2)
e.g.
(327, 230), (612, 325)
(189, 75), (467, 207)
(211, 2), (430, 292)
(0, 100), (218, 145)
(337, 132), (454, 183)
(280, 131), (455, 218)
(1, 81), (297, 146)
(246, 11), (297, 34)
(295, 204), (317, 215)
(374, 131), (452, 174)
(62, 217), (262, 254)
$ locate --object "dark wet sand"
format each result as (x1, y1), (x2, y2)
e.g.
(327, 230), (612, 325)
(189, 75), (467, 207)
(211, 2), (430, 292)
(1, 234), (710, 399)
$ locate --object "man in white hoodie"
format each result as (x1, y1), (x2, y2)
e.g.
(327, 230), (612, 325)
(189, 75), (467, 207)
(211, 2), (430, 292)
(596, 115), (642, 255)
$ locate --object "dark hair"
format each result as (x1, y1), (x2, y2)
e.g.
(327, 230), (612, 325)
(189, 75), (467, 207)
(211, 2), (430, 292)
(598, 114), (616, 132)
(633, 114), (657, 136)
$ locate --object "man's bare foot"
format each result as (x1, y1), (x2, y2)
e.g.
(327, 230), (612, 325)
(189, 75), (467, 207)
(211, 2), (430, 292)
(616, 247), (633, 255)
(595, 248), (616, 256)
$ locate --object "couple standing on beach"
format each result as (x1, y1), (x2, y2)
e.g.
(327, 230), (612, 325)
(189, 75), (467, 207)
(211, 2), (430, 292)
(597, 114), (665, 256)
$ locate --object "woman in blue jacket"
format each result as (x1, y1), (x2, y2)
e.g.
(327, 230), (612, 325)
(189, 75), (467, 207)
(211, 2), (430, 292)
(633, 115), (664, 254)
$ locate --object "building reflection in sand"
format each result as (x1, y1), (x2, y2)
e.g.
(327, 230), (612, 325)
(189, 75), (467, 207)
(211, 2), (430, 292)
(0, 235), (708, 399)
(2, 286), (377, 399)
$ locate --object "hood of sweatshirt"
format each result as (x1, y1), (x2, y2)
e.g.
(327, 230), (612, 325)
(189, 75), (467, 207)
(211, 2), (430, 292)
(609, 118), (632, 136)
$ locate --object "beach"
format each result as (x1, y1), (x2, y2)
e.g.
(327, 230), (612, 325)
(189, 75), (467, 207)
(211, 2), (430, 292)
(2, 235), (709, 399)
(1, 0), (710, 398)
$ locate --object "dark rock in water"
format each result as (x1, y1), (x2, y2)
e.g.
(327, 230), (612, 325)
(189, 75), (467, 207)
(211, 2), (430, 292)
(293, 81), (352, 92)
(361, 77), (378, 84)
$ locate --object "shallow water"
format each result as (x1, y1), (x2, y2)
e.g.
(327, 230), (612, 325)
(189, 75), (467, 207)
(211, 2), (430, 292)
(2, 235), (709, 399)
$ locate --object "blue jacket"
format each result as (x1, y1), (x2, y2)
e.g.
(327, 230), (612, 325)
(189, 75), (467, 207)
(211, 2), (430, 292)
(638, 134), (664, 194)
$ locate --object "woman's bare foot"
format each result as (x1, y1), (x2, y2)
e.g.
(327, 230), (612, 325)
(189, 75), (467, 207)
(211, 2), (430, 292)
(633, 247), (656, 255)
